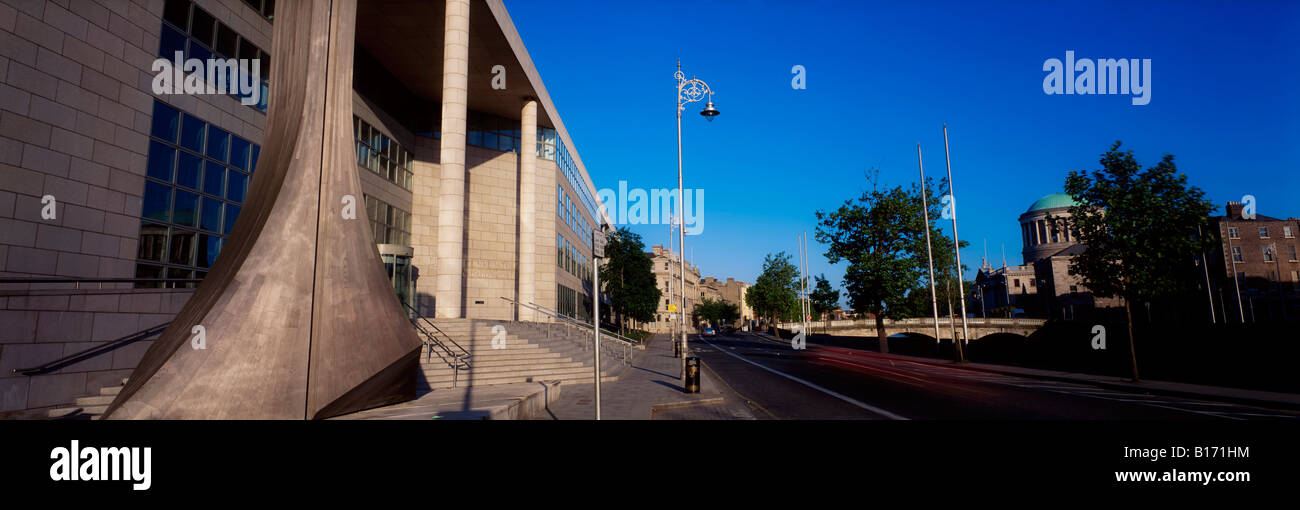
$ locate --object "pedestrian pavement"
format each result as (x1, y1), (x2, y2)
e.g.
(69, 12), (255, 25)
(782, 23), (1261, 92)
(750, 331), (1300, 409)
(534, 333), (756, 420)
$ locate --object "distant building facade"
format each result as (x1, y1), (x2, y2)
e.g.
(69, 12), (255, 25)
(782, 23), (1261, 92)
(976, 193), (1118, 319)
(646, 244), (700, 333)
(1208, 201), (1300, 322)
(699, 276), (753, 327)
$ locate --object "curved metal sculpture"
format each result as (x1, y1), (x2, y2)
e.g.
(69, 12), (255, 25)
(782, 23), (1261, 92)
(103, 0), (423, 419)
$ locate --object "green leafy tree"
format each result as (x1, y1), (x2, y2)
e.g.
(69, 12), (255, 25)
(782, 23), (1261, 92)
(693, 297), (740, 328)
(598, 227), (661, 334)
(1057, 141), (1216, 381)
(816, 172), (947, 353)
(808, 274), (840, 319)
(745, 252), (801, 332)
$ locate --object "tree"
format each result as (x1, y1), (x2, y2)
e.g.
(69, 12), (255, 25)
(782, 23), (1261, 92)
(693, 297), (740, 328)
(1057, 141), (1216, 381)
(816, 172), (945, 353)
(745, 252), (801, 332)
(808, 274), (840, 319)
(598, 227), (661, 334)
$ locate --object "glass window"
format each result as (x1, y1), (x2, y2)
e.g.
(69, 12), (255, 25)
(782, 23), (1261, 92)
(199, 196), (222, 232)
(1289, 245), (1298, 261)
(146, 141), (176, 181)
(226, 170), (247, 202)
(1232, 246), (1243, 262)
(190, 8), (215, 48)
(176, 151), (201, 189)
(162, 0), (191, 30)
(230, 136), (251, 171)
(151, 102), (180, 142)
(187, 41), (211, 63)
(1259, 227), (1269, 238)
(215, 24), (237, 58)
(1263, 246), (1275, 262)
(203, 161), (225, 197)
(138, 222), (168, 261)
(173, 190), (199, 227)
(1228, 226), (1239, 239)
(158, 24), (187, 59)
(224, 204), (241, 235)
(206, 126), (229, 162)
(180, 114), (205, 153)
(168, 229), (197, 265)
(142, 181), (172, 222)
(1285, 226), (1294, 238)
(197, 234), (221, 268)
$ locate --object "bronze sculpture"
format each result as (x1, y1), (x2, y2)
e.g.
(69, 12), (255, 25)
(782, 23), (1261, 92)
(104, 0), (422, 419)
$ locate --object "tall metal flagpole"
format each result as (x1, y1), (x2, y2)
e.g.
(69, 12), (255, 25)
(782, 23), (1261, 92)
(1198, 224), (1216, 323)
(943, 125), (969, 362)
(804, 231), (811, 329)
(1227, 227), (1245, 322)
(917, 144), (942, 346)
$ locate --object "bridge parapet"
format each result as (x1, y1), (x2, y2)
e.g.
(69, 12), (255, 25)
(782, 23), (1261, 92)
(777, 317), (1046, 340)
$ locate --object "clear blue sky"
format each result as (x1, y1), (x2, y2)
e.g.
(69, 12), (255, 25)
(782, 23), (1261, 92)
(506, 0), (1300, 307)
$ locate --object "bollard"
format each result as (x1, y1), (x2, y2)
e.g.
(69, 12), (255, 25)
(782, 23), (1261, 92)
(674, 338), (682, 358)
(684, 356), (700, 393)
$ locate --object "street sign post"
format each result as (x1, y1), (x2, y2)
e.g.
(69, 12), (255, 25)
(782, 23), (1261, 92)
(591, 228), (606, 420)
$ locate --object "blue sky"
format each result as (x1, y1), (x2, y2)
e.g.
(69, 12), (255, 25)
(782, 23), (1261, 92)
(505, 0), (1300, 307)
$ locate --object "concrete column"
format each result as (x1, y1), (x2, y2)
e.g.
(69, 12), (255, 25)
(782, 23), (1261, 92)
(518, 99), (538, 320)
(436, 0), (470, 319)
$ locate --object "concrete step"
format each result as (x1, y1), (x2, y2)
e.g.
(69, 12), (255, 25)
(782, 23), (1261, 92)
(440, 357), (580, 369)
(423, 361), (585, 376)
(417, 371), (611, 389)
(47, 405), (108, 418)
(100, 386), (123, 396)
(423, 366), (597, 381)
(430, 351), (572, 362)
(75, 395), (116, 406)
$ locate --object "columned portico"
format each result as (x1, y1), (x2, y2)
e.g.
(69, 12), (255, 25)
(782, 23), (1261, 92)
(519, 99), (539, 320)
(436, 0), (472, 318)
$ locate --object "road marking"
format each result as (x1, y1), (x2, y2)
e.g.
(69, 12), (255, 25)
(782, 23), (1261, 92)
(698, 337), (909, 420)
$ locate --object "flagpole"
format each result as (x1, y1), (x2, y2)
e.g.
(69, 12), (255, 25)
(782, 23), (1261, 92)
(943, 125), (969, 362)
(917, 144), (942, 347)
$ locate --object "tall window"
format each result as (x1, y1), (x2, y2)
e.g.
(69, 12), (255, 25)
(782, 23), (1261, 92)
(1289, 245), (1298, 262)
(1228, 226), (1239, 239)
(1259, 226), (1270, 238)
(1263, 246), (1275, 263)
(1285, 226), (1295, 238)
(1232, 246), (1243, 263)
(354, 116), (413, 190)
(137, 100), (260, 287)
(363, 195), (410, 246)
(160, 0), (270, 112)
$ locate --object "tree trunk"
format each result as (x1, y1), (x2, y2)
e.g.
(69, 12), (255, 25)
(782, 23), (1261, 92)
(875, 313), (888, 353)
(1125, 299), (1140, 382)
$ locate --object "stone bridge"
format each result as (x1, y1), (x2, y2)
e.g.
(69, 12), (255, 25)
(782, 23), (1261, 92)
(778, 317), (1047, 341)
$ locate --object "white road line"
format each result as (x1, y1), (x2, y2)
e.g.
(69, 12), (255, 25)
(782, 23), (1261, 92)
(698, 337), (909, 420)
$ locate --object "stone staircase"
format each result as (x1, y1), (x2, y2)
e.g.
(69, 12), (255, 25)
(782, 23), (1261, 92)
(48, 377), (126, 420)
(418, 318), (631, 393)
(42, 318), (636, 419)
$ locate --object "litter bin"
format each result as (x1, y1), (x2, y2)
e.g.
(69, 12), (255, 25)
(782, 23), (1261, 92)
(684, 356), (700, 393)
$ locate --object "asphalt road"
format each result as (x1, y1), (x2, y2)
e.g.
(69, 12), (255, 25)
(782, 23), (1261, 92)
(690, 331), (1300, 420)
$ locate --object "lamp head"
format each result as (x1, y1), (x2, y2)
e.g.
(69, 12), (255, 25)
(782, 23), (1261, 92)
(700, 101), (720, 121)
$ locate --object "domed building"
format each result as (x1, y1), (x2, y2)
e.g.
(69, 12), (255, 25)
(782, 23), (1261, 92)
(975, 193), (1119, 320)
(1020, 193), (1081, 264)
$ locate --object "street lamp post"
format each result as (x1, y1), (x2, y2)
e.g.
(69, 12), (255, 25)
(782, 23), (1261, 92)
(675, 60), (719, 383)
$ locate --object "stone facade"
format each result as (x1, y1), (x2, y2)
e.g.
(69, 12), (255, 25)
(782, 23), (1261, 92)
(646, 244), (699, 333)
(0, 0), (602, 414)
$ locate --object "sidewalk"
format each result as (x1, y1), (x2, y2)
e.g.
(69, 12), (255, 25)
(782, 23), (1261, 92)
(535, 333), (756, 420)
(751, 331), (1300, 410)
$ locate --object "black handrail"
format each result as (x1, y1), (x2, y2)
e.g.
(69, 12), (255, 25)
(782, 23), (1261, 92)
(399, 301), (470, 371)
(13, 322), (170, 376)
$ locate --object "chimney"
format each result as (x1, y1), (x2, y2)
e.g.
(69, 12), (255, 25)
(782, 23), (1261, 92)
(1226, 202), (1244, 219)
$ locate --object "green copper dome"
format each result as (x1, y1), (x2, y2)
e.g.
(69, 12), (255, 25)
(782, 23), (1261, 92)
(1026, 193), (1080, 213)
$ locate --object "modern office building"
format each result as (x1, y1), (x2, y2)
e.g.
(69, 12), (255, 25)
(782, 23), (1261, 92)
(0, 0), (608, 415)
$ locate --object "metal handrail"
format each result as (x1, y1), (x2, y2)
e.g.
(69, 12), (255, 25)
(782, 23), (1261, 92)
(500, 296), (635, 366)
(12, 322), (170, 376)
(399, 301), (471, 387)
